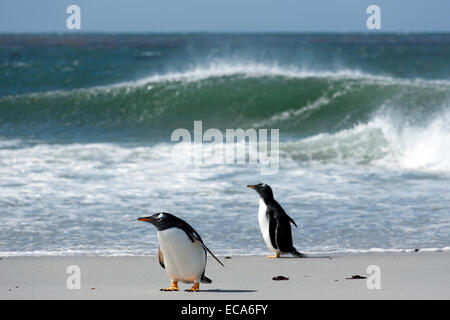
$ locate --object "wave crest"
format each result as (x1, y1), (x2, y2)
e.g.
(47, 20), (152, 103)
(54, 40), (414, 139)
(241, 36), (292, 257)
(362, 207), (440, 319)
(281, 111), (450, 173)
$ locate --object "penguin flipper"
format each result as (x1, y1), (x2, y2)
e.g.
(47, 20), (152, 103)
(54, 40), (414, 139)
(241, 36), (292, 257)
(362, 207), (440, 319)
(275, 218), (296, 253)
(267, 210), (278, 250)
(274, 202), (297, 228)
(175, 218), (224, 268)
(158, 245), (165, 269)
(287, 215), (297, 228)
(185, 230), (225, 268)
(197, 240), (225, 267)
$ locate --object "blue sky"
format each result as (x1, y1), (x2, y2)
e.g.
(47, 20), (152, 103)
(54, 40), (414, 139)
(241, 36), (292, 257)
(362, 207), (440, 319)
(0, 0), (449, 33)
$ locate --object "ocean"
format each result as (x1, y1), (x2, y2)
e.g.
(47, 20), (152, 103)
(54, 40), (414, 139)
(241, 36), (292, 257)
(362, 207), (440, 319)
(0, 33), (449, 256)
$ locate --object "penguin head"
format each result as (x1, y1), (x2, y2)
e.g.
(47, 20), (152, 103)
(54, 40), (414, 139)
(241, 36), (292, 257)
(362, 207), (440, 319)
(247, 183), (274, 200)
(138, 212), (174, 231)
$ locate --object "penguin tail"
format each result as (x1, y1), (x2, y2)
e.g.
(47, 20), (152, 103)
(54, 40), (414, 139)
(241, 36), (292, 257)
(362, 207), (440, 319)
(291, 249), (307, 258)
(201, 274), (212, 284)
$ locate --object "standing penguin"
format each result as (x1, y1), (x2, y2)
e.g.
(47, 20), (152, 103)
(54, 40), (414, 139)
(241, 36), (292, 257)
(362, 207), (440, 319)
(247, 183), (306, 258)
(138, 212), (224, 292)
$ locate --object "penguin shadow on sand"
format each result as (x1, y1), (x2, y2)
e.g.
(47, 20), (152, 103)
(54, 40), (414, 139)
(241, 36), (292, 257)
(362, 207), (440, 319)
(199, 289), (258, 293)
(271, 255), (332, 259)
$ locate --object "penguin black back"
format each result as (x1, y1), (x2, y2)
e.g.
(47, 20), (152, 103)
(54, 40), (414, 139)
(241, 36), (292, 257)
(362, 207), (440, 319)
(138, 212), (224, 267)
(144, 212), (204, 242)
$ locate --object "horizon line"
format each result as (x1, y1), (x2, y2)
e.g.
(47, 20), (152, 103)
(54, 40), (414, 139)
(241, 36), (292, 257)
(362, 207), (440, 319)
(1, 30), (450, 35)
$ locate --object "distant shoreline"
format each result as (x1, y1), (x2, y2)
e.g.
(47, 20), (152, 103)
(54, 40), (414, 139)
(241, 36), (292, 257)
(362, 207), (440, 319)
(1, 31), (450, 36)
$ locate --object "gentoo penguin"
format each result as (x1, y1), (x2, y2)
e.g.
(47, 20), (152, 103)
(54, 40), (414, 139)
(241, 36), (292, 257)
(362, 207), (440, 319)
(247, 183), (306, 258)
(138, 212), (224, 292)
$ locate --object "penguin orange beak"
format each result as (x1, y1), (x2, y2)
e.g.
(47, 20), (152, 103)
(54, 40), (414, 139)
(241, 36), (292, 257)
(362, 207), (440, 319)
(138, 217), (152, 222)
(247, 185), (257, 189)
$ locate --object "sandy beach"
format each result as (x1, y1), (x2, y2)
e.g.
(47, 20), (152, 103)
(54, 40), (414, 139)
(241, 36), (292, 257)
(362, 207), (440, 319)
(1, 252), (449, 299)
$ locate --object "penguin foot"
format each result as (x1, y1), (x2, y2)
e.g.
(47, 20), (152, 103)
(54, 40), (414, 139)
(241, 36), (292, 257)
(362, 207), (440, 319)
(161, 281), (179, 291)
(267, 253), (280, 258)
(185, 282), (200, 292)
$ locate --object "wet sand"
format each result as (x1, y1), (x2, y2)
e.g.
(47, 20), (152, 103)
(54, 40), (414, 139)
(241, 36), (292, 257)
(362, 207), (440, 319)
(1, 252), (449, 299)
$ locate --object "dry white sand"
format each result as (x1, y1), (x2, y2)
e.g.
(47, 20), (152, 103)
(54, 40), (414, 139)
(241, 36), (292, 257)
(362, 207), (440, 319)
(1, 252), (449, 299)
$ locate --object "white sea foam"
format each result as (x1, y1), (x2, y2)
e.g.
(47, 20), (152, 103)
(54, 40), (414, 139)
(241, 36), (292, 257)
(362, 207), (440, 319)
(280, 109), (450, 174)
(116, 61), (450, 89)
(375, 111), (450, 172)
(1, 246), (449, 257)
(254, 84), (353, 127)
(5, 61), (449, 100)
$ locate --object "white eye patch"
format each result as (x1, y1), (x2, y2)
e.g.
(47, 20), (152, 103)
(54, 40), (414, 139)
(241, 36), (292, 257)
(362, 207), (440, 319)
(157, 213), (164, 219)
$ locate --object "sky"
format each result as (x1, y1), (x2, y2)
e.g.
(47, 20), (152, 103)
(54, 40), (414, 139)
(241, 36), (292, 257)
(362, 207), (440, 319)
(0, 0), (449, 33)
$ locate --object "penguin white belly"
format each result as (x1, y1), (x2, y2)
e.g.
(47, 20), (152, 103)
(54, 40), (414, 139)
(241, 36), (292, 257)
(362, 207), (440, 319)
(157, 228), (206, 283)
(258, 198), (279, 253)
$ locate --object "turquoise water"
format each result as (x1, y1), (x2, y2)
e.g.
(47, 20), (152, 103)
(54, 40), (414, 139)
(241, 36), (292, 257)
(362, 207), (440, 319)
(0, 33), (449, 256)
